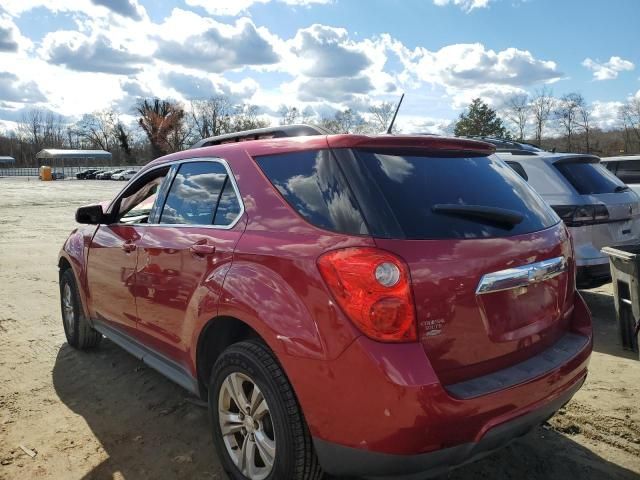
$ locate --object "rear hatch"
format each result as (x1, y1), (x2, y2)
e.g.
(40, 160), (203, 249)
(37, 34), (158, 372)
(334, 144), (574, 385)
(553, 156), (640, 248)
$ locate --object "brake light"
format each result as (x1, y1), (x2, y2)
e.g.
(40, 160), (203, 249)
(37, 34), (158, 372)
(317, 247), (417, 342)
(551, 205), (610, 227)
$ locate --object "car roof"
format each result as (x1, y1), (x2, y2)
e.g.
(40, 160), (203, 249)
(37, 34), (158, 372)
(144, 134), (496, 169)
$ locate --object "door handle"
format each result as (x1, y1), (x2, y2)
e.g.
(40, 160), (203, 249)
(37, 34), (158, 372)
(121, 242), (137, 253)
(190, 243), (216, 256)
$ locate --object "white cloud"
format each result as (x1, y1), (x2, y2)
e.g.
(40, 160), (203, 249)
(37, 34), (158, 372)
(185, 0), (331, 16)
(433, 0), (491, 13)
(582, 56), (635, 81)
(0, 13), (31, 52)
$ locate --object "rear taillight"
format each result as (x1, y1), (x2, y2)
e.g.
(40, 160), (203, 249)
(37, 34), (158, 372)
(551, 205), (610, 227)
(317, 247), (417, 342)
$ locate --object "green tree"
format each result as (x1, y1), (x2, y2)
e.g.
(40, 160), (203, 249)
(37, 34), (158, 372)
(454, 98), (509, 137)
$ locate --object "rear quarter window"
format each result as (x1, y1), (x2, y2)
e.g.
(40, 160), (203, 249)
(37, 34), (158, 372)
(255, 150), (368, 235)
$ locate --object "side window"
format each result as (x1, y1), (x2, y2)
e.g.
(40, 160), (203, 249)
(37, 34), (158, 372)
(616, 161), (640, 184)
(160, 161), (240, 226)
(255, 150), (368, 235)
(505, 161), (528, 180)
(117, 167), (170, 224)
(214, 179), (242, 226)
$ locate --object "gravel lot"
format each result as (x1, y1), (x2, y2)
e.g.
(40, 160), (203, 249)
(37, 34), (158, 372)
(0, 177), (639, 480)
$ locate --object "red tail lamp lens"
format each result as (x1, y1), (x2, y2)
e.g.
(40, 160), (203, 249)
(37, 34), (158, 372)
(317, 247), (417, 342)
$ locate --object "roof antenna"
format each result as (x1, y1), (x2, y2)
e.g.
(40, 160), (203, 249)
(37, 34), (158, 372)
(386, 93), (404, 134)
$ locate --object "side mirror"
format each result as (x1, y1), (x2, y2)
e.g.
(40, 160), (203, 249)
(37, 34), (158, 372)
(76, 204), (106, 224)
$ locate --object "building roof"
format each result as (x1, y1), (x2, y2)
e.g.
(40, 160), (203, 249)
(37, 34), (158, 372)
(35, 149), (112, 160)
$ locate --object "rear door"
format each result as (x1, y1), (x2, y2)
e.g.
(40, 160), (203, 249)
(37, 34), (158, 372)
(134, 159), (245, 365)
(336, 149), (572, 385)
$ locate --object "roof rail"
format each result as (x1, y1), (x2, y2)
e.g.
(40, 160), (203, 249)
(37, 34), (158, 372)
(191, 124), (331, 149)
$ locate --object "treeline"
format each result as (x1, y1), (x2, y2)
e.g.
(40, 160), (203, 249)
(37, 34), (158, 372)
(1, 90), (639, 167)
(0, 97), (399, 167)
(494, 87), (640, 155)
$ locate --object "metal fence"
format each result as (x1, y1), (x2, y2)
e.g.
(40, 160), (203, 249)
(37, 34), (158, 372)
(0, 165), (143, 178)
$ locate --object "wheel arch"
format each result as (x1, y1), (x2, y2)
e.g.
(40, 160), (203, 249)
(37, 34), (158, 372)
(195, 315), (267, 399)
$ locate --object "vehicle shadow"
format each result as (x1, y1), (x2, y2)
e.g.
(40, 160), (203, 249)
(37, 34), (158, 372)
(580, 288), (637, 360)
(53, 338), (639, 480)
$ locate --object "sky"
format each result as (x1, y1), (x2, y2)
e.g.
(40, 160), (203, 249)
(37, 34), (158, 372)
(0, 0), (638, 134)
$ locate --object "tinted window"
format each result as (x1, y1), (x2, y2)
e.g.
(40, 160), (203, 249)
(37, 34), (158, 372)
(505, 161), (528, 180)
(555, 161), (625, 194)
(214, 179), (242, 226)
(614, 160), (640, 184)
(256, 150), (368, 235)
(343, 150), (558, 239)
(160, 162), (227, 225)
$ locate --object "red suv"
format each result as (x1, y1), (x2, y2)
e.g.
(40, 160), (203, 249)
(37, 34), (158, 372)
(59, 127), (592, 479)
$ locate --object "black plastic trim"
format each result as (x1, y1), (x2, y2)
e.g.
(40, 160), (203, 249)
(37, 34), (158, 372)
(313, 377), (585, 479)
(92, 319), (199, 395)
(445, 332), (588, 400)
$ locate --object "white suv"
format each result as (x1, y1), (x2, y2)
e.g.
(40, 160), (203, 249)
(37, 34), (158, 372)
(486, 140), (640, 288)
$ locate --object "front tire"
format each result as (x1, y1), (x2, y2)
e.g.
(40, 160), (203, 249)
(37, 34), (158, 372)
(60, 268), (102, 350)
(209, 340), (322, 480)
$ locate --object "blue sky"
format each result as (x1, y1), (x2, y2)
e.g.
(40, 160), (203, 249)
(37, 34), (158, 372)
(0, 0), (638, 133)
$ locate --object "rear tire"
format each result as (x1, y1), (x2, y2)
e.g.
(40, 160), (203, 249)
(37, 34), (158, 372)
(209, 339), (322, 480)
(60, 268), (102, 350)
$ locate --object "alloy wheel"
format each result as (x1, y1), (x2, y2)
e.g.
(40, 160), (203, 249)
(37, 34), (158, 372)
(218, 372), (276, 480)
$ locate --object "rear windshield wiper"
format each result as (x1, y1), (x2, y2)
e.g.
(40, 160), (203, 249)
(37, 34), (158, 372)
(615, 185), (630, 192)
(432, 204), (524, 227)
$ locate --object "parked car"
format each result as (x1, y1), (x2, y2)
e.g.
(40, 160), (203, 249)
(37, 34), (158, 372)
(97, 169), (124, 180)
(85, 170), (104, 179)
(59, 128), (592, 480)
(51, 171), (65, 180)
(601, 155), (640, 196)
(111, 169), (138, 181)
(76, 169), (98, 180)
(480, 138), (640, 288)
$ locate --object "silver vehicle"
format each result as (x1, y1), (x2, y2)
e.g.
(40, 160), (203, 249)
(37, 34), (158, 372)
(111, 169), (138, 181)
(601, 155), (640, 196)
(486, 140), (640, 288)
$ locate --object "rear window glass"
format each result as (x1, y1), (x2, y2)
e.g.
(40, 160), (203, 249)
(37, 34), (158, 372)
(343, 150), (558, 239)
(255, 150), (368, 235)
(555, 161), (625, 194)
(612, 160), (640, 184)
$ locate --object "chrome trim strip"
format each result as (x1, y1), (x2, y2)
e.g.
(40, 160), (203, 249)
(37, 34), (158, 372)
(476, 256), (567, 295)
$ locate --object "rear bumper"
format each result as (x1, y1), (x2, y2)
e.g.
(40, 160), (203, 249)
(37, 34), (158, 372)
(577, 263), (611, 288)
(313, 376), (584, 479)
(282, 294), (592, 478)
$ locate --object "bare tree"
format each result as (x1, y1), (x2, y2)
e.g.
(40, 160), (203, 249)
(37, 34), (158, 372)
(575, 96), (593, 152)
(504, 94), (530, 141)
(136, 98), (185, 158)
(278, 105), (300, 125)
(73, 110), (117, 151)
(368, 101), (396, 132)
(230, 104), (269, 132)
(531, 87), (555, 144)
(17, 109), (44, 147)
(190, 96), (232, 139)
(555, 93), (582, 151)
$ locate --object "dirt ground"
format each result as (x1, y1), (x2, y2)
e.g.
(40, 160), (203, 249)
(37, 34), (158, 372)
(0, 176), (639, 480)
